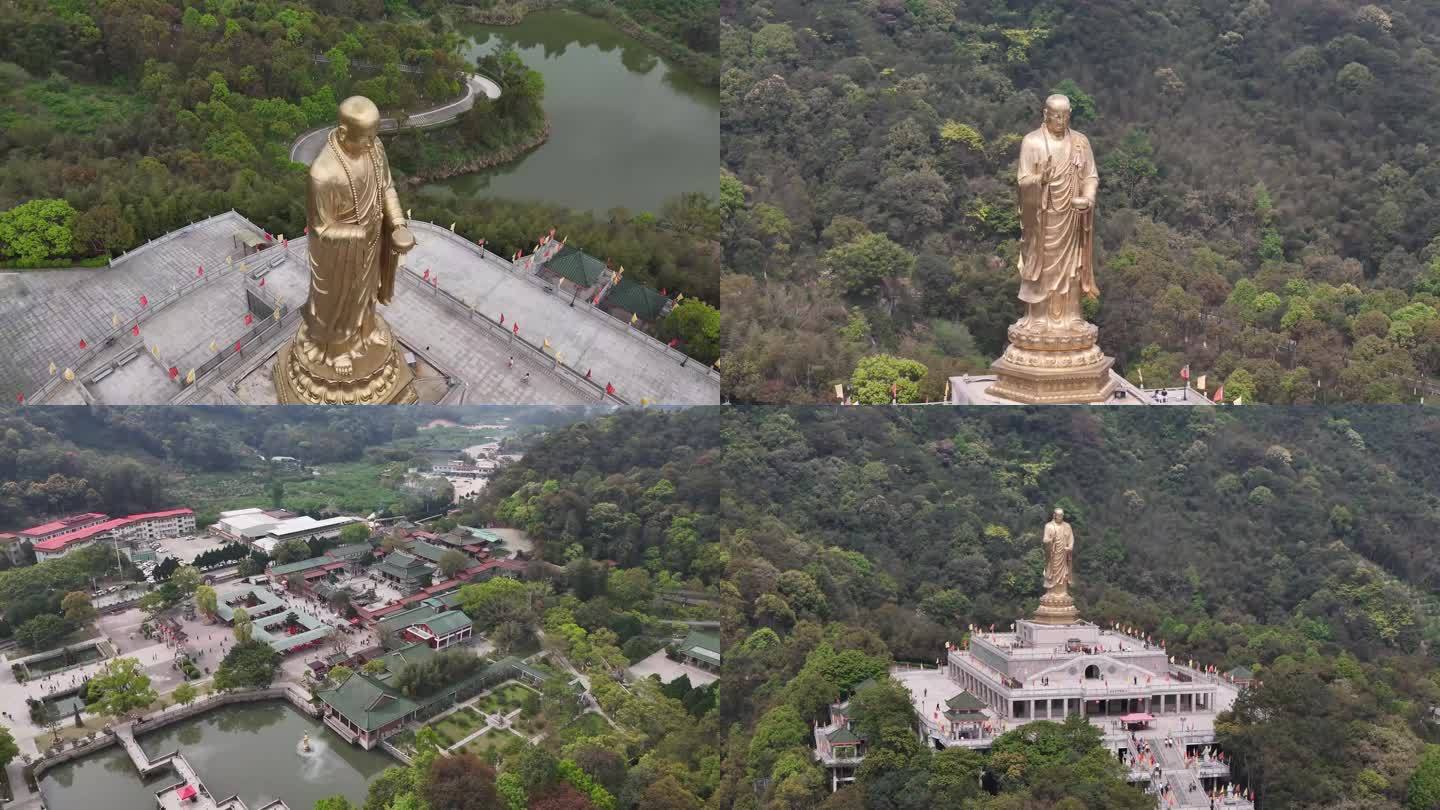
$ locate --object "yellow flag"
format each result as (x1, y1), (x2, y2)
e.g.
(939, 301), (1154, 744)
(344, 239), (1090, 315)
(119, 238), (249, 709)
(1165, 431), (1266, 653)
(834, 383), (844, 400)
(640, 397), (649, 407)
(62, 368), (75, 381)
(112, 312), (119, 328)
(185, 369), (196, 384)
(676, 293), (684, 302)
(450, 222), (456, 232)
(944, 379), (951, 401)
(226, 255), (232, 266)
(274, 307), (281, 321)
(555, 351), (564, 364)
(1197, 374), (1207, 391)
(630, 313), (638, 325)
(556, 277), (564, 289)
(210, 340), (218, 353)
(543, 338), (551, 349)
(1234, 395), (1243, 406)
(240, 262), (247, 272)
(49, 361), (57, 376)
(152, 344), (160, 358)
(407, 208), (412, 219)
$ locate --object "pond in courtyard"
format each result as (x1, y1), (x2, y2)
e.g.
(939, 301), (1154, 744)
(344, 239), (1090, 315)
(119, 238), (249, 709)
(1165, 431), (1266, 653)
(39, 702), (392, 809)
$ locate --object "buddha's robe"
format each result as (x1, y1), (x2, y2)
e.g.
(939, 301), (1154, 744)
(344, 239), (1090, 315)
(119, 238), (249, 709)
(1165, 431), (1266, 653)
(1017, 126), (1099, 317)
(304, 131), (405, 360)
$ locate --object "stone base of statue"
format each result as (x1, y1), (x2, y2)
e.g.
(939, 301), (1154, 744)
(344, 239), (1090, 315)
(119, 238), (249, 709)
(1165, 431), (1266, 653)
(1033, 591), (1080, 625)
(985, 320), (1118, 404)
(273, 314), (418, 404)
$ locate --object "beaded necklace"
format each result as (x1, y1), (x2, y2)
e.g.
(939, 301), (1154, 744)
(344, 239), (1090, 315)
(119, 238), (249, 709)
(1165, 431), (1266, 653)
(328, 129), (383, 239)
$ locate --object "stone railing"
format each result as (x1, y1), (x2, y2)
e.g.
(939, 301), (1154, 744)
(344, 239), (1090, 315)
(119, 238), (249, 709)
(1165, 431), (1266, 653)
(411, 221), (719, 382)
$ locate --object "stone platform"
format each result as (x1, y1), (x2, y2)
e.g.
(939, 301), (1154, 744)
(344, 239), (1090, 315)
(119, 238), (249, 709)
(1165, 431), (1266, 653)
(8, 212), (719, 405)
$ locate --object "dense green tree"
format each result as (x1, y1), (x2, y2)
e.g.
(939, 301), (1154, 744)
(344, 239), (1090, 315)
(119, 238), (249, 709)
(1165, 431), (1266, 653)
(86, 657), (157, 720)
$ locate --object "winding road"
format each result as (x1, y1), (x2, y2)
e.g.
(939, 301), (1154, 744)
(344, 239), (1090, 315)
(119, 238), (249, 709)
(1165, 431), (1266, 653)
(289, 73), (502, 165)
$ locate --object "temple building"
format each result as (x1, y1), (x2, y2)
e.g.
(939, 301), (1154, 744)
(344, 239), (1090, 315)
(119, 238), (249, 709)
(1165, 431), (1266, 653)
(822, 509), (1257, 808)
(376, 603), (473, 650)
(316, 649), (550, 750)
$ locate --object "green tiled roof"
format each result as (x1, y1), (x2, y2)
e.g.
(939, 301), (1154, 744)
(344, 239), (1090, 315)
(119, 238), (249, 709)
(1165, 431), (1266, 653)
(827, 726), (862, 745)
(604, 278), (669, 321)
(946, 691), (986, 712)
(317, 672), (419, 732)
(216, 586), (286, 622)
(269, 556), (331, 577)
(678, 629), (720, 665)
(326, 542), (372, 560)
(377, 552), (431, 581)
(407, 541), (454, 564)
(544, 245), (608, 287)
(380, 605), (472, 640)
(425, 611), (472, 636)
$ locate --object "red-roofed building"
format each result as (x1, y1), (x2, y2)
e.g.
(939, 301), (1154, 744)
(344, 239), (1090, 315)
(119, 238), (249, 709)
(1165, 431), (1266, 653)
(33, 508), (195, 561)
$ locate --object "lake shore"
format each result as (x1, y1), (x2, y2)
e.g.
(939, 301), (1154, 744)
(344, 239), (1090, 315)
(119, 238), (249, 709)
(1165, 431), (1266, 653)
(396, 119), (552, 189)
(449, 1), (718, 87)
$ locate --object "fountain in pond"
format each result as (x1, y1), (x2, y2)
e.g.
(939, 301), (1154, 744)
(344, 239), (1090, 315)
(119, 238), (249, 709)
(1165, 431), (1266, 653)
(300, 732), (311, 753)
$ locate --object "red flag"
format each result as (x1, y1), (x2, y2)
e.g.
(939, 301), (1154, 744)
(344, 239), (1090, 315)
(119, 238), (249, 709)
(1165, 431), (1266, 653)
(1180, 364), (1190, 381)
(140, 295), (148, 307)
(585, 369), (592, 379)
(264, 232), (272, 241)
(303, 225), (309, 235)
(244, 314), (253, 326)
(661, 288), (667, 296)
(258, 277), (265, 287)
(15, 393), (23, 403)
(499, 314), (505, 325)
(235, 341), (243, 352)
(132, 324), (140, 336)
(667, 338), (678, 348)
(1213, 384), (1224, 403)
(197, 265), (204, 276)
(78, 339), (87, 350)
(423, 268), (430, 280)
(282, 238), (288, 248)
(168, 366), (179, 379)
(605, 382), (615, 396)
(513, 323), (519, 334)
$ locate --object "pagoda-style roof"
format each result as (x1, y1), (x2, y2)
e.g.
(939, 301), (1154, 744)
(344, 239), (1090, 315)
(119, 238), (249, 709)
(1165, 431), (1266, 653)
(827, 725), (862, 745)
(544, 245), (609, 288)
(376, 551), (432, 582)
(945, 690), (986, 712)
(604, 278), (669, 321)
(1227, 666), (1254, 680)
(407, 540), (457, 564)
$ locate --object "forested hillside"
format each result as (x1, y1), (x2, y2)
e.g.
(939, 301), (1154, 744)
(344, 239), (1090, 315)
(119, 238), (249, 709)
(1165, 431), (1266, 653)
(721, 0), (1440, 403)
(0, 406), (586, 530)
(717, 408), (1440, 809)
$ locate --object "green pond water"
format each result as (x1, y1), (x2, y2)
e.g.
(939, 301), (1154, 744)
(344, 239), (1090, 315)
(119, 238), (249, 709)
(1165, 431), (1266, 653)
(419, 9), (719, 213)
(38, 702), (392, 809)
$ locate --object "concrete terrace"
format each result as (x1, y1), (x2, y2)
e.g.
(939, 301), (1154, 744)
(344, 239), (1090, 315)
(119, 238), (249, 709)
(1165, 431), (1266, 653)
(11, 214), (718, 404)
(0, 210), (266, 402)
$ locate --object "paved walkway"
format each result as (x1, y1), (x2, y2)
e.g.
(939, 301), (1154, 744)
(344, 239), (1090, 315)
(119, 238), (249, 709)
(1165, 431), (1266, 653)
(289, 74), (501, 165)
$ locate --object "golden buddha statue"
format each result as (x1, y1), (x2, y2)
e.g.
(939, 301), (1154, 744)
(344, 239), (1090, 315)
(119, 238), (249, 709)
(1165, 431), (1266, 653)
(986, 94), (1118, 404)
(274, 95), (419, 404)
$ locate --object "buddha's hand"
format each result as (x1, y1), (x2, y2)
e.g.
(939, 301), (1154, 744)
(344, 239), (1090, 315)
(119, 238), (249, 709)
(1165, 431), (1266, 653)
(392, 226), (416, 253)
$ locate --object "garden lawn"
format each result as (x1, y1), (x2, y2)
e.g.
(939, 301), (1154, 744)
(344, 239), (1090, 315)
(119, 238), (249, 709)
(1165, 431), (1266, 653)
(429, 707), (486, 748)
(556, 712), (611, 745)
(474, 682), (538, 716)
(460, 729), (524, 761)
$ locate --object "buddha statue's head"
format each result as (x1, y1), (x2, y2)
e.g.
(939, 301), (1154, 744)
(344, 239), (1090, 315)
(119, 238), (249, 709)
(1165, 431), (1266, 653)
(1043, 94), (1071, 137)
(1052, 507), (1065, 522)
(336, 96), (381, 158)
